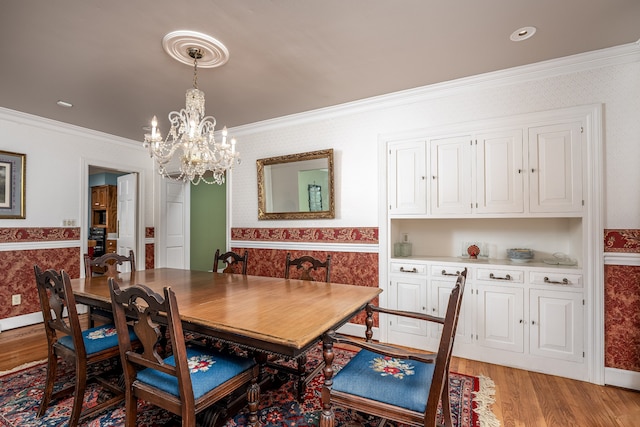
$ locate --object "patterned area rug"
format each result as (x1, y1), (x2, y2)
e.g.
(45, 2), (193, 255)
(0, 347), (498, 427)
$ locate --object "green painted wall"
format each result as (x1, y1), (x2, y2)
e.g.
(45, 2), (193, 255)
(190, 181), (226, 271)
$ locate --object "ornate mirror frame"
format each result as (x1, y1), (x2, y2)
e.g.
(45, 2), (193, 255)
(257, 149), (335, 220)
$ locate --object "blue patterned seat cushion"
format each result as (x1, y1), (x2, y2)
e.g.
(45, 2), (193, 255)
(332, 349), (435, 413)
(136, 347), (256, 400)
(57, 323), (136, 355)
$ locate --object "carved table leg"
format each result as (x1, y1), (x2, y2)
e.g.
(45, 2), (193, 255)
(319, 333), (335, 427)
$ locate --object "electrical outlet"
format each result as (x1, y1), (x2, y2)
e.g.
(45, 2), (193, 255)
(11, 294), (21, 305)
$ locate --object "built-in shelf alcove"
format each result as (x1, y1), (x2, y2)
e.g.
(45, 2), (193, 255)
(390, 217), (583, 266)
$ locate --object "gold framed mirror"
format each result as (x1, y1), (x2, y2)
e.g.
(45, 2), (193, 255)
(257, 149), (335, 220)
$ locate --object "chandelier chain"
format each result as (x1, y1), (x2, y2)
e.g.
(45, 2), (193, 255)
(193, 54), (198, 89)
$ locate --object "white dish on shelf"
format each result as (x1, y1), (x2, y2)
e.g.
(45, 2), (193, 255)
(510, 258), (531, 263)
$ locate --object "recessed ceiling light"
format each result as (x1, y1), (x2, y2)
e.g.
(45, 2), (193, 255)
(56, 100), (73, 108)
(510, 26), (537, 42)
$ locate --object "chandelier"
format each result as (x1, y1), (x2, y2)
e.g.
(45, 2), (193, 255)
(143, 47), (239, 185)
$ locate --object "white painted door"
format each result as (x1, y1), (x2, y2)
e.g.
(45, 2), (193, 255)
(477, 284), (524, 353)
(529, 289), (584, 362)
(117, 173), (137, 273)
(388, 140), (427, 214)
(160, 180), (190, 269)
(528, 122), (583, 213)
(475, 129), (524, 213)
(429, 135), (472, 215)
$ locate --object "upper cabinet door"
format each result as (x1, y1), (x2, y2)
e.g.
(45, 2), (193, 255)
(429, 135), (472, 215)
(475, 129), (524, 214)
(528, 122), (583, 213)
(388, 140), (427, 214)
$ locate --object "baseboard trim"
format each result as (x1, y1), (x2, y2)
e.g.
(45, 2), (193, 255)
(0, 305), (88, 333)
(605, 367), (640, 391)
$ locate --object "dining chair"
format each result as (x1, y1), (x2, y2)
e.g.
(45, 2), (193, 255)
(284, 252), (331, 282)
(84, 249), (136, 327)
(84, 249), (136, 277)
(34, 265), (137, 427)
(108, 279), (260, 427)
(213, 249), (248, 274)
(320, 268), (467, 427)
(273, 253), (332, 400)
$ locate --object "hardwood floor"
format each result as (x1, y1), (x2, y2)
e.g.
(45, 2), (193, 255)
(1, 319), (638, 426)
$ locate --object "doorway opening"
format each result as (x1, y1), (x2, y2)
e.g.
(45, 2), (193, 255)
(84, 164), (140, 276)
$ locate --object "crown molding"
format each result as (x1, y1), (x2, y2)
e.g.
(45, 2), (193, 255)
(0, 106), (143, 149)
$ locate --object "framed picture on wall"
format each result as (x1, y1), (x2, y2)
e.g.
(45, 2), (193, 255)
(0, 150), (26, 219)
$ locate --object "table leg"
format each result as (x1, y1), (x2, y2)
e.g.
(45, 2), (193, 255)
(319, 333), (335, 427)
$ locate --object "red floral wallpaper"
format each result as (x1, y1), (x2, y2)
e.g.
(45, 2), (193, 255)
(604, 264), (640, 370)
(604, 229), (640, 373)
(0, 240), (81, 319)
(231, 227), (378, 243)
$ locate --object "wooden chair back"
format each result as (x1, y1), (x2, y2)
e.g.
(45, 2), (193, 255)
(33, 265), (124, 427)
(213, 249), (248, 274)
(284, 253), (331, 282)
(108, 279), (260, 427)
(35, 266), (85, 357)
(84, 249), (136, 277)
(322, 268), (467, 427)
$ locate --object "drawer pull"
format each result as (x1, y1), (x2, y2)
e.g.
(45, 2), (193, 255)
(489, 273), (512, 281)
(399, 267), (418, 273)
(441, 269), (460, 276)
(544, 277), (569, 285)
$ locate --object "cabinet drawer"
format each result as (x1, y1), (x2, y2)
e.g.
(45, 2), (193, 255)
(390, 262), (427, 276)
(430, 264), (467, 278)
(530, 271), (582, 288)
(476, 268), (524, 283)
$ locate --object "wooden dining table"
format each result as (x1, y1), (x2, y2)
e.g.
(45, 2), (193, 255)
(70, 268), (381, 403)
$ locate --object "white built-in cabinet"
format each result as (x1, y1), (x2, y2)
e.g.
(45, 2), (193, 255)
(388, 120), (584, 217)
(382, 106), (599, 383)
(388, 260), (585, 380)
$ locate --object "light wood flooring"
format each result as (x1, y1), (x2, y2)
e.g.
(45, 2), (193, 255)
(1, 318), (638, 427)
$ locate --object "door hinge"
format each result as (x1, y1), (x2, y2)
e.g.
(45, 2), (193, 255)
(583, 351), (585, 358)
(580, 126), (584, 133)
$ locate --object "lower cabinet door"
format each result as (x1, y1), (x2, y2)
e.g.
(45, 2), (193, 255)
(429, 279), (473, 345)
(477, 285), (524, 353)
(388, 276), (428, 336)
(529, 289), (584, 362)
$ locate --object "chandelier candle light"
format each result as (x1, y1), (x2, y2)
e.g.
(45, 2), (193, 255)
(143, 46), (239, 185)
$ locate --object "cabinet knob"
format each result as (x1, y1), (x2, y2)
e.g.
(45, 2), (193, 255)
(432, 176), (436, 180)
(531, 320), (537, 325)
(531, 168), (536, 173)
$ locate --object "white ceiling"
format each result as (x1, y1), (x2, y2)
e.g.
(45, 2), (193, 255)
(1, 1), (639, 142)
